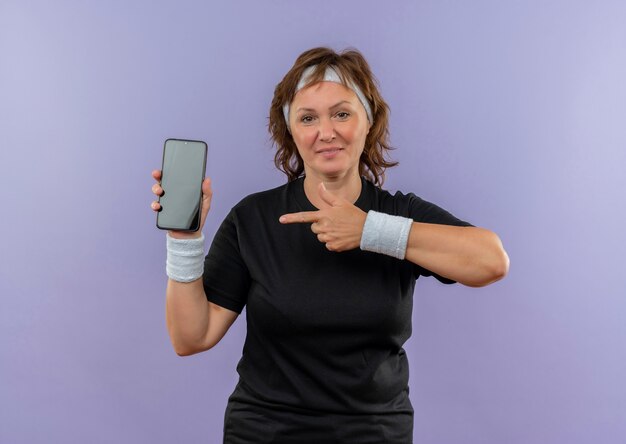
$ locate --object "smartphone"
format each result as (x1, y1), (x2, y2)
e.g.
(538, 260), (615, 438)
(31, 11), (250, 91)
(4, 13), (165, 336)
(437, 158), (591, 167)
(156, 138), (207, 231)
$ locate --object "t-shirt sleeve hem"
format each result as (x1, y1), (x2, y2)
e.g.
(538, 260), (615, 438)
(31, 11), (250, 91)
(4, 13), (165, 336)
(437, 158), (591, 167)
(204, 288), (245, 314)
(435, 275), (457, 285)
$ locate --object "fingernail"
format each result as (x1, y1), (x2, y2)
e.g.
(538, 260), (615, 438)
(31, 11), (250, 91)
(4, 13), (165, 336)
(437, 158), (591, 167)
(279, 216), (286, 223)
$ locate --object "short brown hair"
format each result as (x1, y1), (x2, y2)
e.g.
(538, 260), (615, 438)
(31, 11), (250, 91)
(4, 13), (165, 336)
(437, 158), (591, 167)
(269, 47), (397, 187)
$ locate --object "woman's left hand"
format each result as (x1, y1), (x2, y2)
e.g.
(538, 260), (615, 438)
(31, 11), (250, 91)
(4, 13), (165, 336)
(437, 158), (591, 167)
(279, 183), (367, 252)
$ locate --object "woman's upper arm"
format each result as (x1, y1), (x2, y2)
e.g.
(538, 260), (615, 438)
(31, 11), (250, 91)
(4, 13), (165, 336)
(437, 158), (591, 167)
(202, 301), (239, 351)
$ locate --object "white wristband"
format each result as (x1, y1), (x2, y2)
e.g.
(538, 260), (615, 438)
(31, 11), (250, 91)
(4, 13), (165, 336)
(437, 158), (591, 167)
(166, 233), (205, 283)
(360, 211), (413, 259)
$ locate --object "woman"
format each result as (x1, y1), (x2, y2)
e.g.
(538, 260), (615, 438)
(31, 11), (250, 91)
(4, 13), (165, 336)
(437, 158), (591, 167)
(151, 47), (509, 443)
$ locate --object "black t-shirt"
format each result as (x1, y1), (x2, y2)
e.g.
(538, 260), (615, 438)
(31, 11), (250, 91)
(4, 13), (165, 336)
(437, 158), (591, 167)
(203, 177), (473, 443)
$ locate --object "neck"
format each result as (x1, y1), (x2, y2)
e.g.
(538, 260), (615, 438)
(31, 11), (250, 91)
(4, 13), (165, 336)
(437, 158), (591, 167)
(303, 169), (362, 209)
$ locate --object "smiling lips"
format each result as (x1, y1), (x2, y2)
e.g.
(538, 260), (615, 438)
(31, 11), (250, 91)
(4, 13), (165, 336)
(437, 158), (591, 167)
(316, 147), (343, 155)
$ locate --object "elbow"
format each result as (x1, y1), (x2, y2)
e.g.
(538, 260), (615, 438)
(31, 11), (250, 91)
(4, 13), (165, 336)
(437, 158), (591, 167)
(491, 234), (510, 280)
(495, 248), (510, 280)
(484, 249), (509, 285)
(174, 347), (197, 357)
(463, 236), (510, 288)
(172, 340), (213, 357)
(480, 243), (511, 287)
(172, 340), (195, 356)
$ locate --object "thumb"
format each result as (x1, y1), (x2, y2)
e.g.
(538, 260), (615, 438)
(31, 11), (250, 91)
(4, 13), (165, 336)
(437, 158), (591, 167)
(201, 177), (213, 204)
(200, 177), (213, 217)
(318, 182), (341, 207)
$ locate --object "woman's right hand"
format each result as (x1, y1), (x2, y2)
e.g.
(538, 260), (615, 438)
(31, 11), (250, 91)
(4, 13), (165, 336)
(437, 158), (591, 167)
(151, 169), (213, 239)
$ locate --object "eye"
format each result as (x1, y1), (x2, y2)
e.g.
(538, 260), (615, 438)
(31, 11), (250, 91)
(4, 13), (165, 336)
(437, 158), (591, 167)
(300, 115), (316, 124)
(335, 111), (350, 120)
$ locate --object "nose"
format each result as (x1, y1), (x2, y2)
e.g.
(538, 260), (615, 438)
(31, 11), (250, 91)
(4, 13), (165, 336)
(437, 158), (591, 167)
(318, 118), (336, 142)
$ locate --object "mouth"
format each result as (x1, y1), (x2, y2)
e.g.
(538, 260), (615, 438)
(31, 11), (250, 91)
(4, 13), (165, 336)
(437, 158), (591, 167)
(315, 147), (343, 154)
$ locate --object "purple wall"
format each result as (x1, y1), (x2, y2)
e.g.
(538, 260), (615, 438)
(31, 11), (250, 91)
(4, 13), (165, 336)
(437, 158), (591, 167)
(2, 1), (625, 442)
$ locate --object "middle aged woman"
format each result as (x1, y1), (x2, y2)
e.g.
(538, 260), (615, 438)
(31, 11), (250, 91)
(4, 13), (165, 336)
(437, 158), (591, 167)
(151, 47), (510, 443)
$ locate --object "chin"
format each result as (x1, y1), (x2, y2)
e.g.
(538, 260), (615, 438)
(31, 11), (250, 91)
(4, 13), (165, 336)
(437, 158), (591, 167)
(305, 155), (359, 179)
(315, 166), (354, 180)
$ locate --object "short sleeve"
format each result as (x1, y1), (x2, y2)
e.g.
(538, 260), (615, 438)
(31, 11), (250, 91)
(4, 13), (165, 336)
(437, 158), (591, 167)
(407, 194), (474, 284)
(203, 209), (250, 314)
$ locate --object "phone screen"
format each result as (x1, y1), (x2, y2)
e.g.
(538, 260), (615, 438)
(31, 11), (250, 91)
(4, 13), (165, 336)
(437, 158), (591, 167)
(157, 139), (207, 231)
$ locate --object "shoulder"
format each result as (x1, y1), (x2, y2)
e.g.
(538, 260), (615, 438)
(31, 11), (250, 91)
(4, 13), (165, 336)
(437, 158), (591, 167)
(232, 181), (290, 209)
(364, 179), (425, 216)
(366, 180), (472, 226)
(226, 181), (297, 225)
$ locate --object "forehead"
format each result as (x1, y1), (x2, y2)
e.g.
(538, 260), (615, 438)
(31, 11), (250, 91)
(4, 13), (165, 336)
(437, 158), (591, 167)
(291, 81), (359, 108)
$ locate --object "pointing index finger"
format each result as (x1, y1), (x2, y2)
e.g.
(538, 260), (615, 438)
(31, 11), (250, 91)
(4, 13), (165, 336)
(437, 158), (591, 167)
(279, 211), (320, 224)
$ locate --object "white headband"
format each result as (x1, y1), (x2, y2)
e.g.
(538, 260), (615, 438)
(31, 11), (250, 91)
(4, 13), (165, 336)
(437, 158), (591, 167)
(282, 65), (373, 132)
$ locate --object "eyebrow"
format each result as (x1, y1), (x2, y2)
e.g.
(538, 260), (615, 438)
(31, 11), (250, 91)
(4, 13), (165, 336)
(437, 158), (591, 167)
(295, 100), (354, 113)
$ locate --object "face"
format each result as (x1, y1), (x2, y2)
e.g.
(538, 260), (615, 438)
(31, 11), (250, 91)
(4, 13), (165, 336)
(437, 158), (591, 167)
(289, 81), (371, 181)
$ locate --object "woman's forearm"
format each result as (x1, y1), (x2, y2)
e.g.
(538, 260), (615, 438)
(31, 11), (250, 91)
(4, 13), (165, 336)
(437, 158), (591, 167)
(405, 223), (509, 287)
(165, 278), (211, 355)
